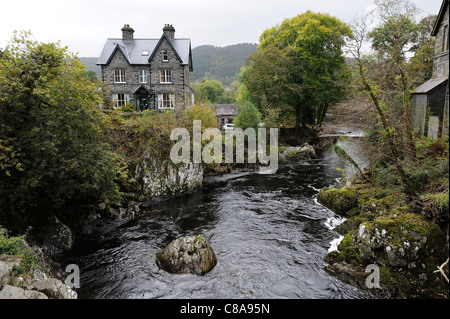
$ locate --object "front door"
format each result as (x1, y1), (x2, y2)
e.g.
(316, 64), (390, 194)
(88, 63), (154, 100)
(139, 95), (149, 111)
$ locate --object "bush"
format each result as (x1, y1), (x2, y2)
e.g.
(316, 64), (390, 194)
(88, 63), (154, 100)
(121, 102), (135, 113)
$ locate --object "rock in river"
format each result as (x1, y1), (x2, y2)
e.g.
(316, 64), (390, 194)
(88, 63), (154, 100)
(156, 236), (217, 275)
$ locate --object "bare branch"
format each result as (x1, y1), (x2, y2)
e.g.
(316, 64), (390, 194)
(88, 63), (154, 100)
(434, 258), (449, 283)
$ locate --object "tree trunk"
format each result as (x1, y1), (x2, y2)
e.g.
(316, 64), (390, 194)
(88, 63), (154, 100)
(398, 65), (416, 161)
(357, 60), (417, 197)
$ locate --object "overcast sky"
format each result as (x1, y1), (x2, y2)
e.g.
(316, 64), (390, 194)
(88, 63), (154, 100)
(0, 0), (443, 57)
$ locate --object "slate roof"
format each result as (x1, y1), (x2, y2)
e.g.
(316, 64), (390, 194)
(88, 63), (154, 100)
(97, 34), (192, 68)
(412, 78), (448, 94)
(215, 104), (237, 116)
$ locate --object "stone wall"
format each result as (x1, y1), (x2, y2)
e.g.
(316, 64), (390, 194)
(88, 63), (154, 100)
(101, 50), (150, 108)
(432, 4), (449, 80)
(150, 37), (191, 110)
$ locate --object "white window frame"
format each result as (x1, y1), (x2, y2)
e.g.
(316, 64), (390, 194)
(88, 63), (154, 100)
(112, 93), (129, 108)
(162, 50), (168, 62)
(158, 93), (175, 109)
(114, 70), (126, 83)
(139, 70), (148, 83)
(160, 69), (172, 83)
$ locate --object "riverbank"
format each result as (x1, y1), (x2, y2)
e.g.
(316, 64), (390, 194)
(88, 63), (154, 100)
(317, 100), (449, 298)
(0, 226), (77, 299)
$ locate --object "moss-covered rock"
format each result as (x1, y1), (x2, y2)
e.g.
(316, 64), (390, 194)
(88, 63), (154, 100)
(324, 209), (448, 298)
(317, 187), (359, 216)
(156, 236), (217, 275)
(356, 212), (446, 267)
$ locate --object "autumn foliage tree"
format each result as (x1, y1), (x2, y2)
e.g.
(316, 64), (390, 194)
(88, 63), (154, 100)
(240, 11), (352, 133)
(0, 32), (126, 217)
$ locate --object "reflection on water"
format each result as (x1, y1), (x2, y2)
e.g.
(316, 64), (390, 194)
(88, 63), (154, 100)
(58, 136), (373, 299)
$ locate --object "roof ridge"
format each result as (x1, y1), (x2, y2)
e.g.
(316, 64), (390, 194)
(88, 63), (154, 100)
(107, 37), (190, 41)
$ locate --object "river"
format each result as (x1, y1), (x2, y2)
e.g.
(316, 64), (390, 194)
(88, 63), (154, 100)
(57, 135), (373, 299)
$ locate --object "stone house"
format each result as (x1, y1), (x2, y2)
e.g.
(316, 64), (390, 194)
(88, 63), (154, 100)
(215, 104), (237, 128)
(97, 24), (194, 111)
(411, 0), (449, 138)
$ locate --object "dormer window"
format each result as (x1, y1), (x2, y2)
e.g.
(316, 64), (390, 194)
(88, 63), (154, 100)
(162, 50), (168, 62)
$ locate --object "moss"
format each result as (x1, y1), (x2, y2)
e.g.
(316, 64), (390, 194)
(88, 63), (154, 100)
(317, 187), (359, 216)
(324, 250), (344, 264)
(337, 231), (363, 264)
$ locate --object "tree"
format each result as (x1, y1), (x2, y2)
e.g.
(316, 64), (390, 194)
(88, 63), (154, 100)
(347, 9), (418, 196)
(242, 11), (352, 133)
(407, 15), (437, 88)
(234, 102), (261, 130)
(83, 70), (98, 82)
(367, 0), (422, 160)
(196, 79), (226, 103)
(0, 32), (126, 216)
(183, 103), (218, 131)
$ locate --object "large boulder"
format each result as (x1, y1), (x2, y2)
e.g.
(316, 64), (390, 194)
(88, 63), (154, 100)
(317, 187), (359, 216)
(355, 213), (445, 267)
(280, 144), (317, 161)
(42, 215), (74, 255)
(0, 285), (48, 299)
(156, 236), (217, 275)
(0, 255), (22, 290)
(23, 278), (77, 299)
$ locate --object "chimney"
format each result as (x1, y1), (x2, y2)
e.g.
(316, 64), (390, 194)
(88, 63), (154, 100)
(163, 24), (175, 39)
(121, 24), (134, 40)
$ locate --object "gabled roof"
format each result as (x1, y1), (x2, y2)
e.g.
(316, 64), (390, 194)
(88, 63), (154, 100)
(412, 78), (448, 94)
(148, 33), (183, 64)
(432, 0), (449, 36)
(104, 44), (132, 65)
(215, 104), (237, 116)
(133, 84), (154, 95)
(97, 34), (192, 68)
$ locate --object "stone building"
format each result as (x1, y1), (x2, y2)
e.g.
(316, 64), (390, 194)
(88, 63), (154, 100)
(215, 104), (237, 128)
(411, 0), (449, 138)
(97, 24), (194, 111)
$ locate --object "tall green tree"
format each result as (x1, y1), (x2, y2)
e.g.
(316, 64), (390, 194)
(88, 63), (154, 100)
(196, 79), (226, 103)
(0, 32), (126, 215)
(234, 101), (261, 130)
(242, 11), (352, 132)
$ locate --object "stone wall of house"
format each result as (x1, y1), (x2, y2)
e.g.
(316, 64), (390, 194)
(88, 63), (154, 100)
(101, 51), (151, 108)
(432, 4), (449, 80)
(150, 37), (190, 110)
(411, 94), (427, 136)
(412, 2), (449, 138)
(433, 3), (449, 137)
